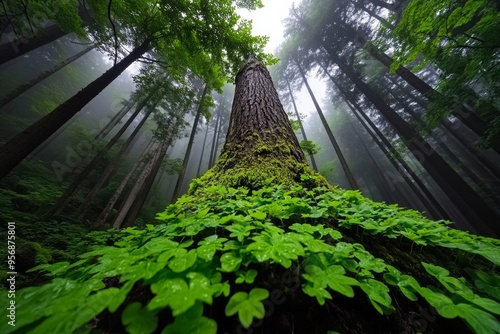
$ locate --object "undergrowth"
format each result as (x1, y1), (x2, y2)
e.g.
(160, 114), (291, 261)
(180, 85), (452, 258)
(1, 182), (499, 333)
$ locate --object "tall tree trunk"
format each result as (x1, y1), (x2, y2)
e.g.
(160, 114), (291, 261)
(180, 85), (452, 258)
(0, 39), (151, 178)
(366, 43), (500, 153)
(96, 137), (155, 225)
(75, 106), (155, 220)
(94, 99), (135, 141)
(296, 61), (358, 189)
(208, 105), (222, 169)
(0, 25), (69, 65)
(0, 44), (96, 109)
(171, 85), (208, 202)
(212, 110), (225, 163)
(46, 95), (150, 217)
(351, 1), (395, 29)
(286, 78), (318, 171)
(121, 139), (171, 228)
(327, 50), (499, 236)
(196, 122), (210, 177)
(112, 141), (166, 229)
(323, 66), (448, 219)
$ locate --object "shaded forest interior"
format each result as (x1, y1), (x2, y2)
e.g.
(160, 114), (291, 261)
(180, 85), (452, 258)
(0, 0), (499, 333)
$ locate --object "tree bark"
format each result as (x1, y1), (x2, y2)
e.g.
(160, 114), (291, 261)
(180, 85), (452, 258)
(286, 78), (318, 171)
(194, 59), (325, 191)
(171, 85), (208, 202)
(0, 39), (151, 179)
(296, 61), (358, 189)
(328, 50), (499, 236)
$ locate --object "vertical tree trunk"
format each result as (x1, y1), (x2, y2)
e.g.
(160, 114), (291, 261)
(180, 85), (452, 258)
(112, 141), (166, 229)
(211, 105), (225, 166)
(286, 78), (318, 171)
(94, 99), (135, 141)
(208, 105), (222, 168)
(75, 106), (155, 220)
(0, 39), (151, 178)
(196, 121), (210, 177)
(121, 139), (171, 228)
(324, 67), (449, 219)
(46, 95), (150, 217)
(296, 61), (358, 189)
(96, 137), (155, 225)
(0, 44), (96, 109)
(351, 1), (395, 29)
(171, 85), (208, 202)
(328, 50), (499, 236)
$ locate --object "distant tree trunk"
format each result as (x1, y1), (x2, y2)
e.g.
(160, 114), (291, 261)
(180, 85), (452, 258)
(196, 121), (210, 177)
(171, 85), (208, 202)
(0, 25), (69, 65)
(296, 61), (358, 189)
(351, 1), (395, 29)
(211, 105), (225, 165)
(323, 66), (448, 219)
(0, 44), (96, 109)
(94, 99), (135, 141)
(327, 50), (499, 236)
(0, 39), (151, 178)
(112, 141), (168, 229)
(366, 43), (500, 153)
(45, 96), (150, 217)
(208, 105), (222, 168)
(75, 106), (155, 220)
(121, 139), (171, 228)
(96, 137), (155, 225)
(286, 78), (318, 171)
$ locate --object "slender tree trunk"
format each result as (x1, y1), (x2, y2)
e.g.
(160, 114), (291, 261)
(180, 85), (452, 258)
(0, 44), (96, 109)
(96, 137), (155, 225)
(121, 139), (171, 228)
(0, 25), (69, 65)
(328, 50), (499, 236)
(46, 95), (150, 217)
(75, 106), (155, 220)
(94, 99), (135, 141)
(112, 141), (166, 229)
(351, 1), (395, 29)
(208, 106), (222, 168)
(324, 66), (448, 219)
(171, 85), (208, 202)
(0, 39), (151, 178)
(211, 105), (225, 165)
(286, 78), (318, 171)
(196, 122), (210, 176)
(366, 44), (500, 153)
(296, 61), (358, 189)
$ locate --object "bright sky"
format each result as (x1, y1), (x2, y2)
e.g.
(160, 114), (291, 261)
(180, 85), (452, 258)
(236, 1), (327, 121)
(236, 1), (294, 54)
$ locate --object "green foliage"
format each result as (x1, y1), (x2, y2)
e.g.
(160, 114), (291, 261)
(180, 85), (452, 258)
(1, 184), (499, 333)
(300, 139), (321, 155)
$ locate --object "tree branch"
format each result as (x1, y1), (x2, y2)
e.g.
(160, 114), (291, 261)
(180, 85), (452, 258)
(107, 0), (119, 65)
